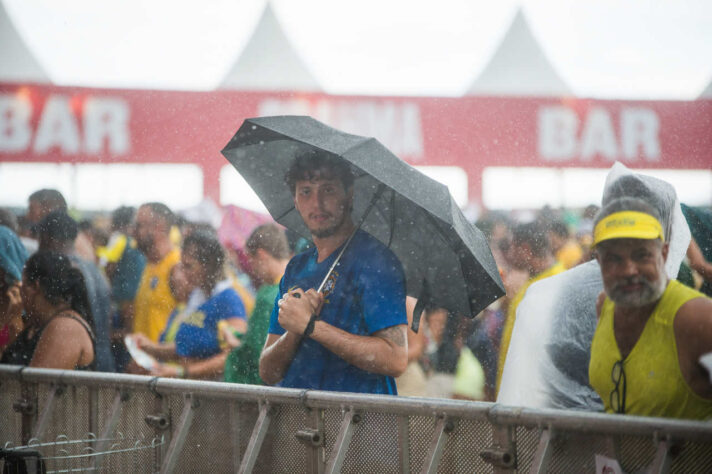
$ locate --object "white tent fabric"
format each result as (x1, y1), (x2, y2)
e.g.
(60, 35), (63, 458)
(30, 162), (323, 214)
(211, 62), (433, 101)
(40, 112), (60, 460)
(0, 1), (49, 83)
(466, 9), (570, 97)
(699, 79), (712, 99)
(219, 3), (321, 91)
(498, 162), (691, 410)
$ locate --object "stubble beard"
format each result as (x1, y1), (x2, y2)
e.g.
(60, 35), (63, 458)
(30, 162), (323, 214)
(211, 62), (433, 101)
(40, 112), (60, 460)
(311, 210), (347, 239)
(607, 272), (667, 308)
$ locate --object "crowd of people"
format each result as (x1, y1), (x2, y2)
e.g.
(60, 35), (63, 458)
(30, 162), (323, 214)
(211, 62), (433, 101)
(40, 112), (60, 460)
(1, 156), (711, 423)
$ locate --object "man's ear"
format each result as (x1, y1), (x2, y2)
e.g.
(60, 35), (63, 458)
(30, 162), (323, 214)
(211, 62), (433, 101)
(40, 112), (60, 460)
(662, 242), (669, 262)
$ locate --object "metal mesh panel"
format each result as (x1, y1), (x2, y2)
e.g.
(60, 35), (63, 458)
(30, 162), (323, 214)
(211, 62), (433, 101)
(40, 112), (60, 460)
(323, 407), (341, 461)
(3, 371), (712, 473)
(671, 440), (712, 473)
(231, 402), (259, 467)
(260, 403), (310, 473)
(172, 398), (235, 473)
(542, 432), (613, 473)
(514, 425), (540, 473)
(0, 378), (22, 446)
(112, 389), (159, 443)
(437, 418), (492, 474)
(339, 411), (399, 473)
(36, 382), (90, 443)
(617, 435), (656, 472)
(408, 414), (437, 473)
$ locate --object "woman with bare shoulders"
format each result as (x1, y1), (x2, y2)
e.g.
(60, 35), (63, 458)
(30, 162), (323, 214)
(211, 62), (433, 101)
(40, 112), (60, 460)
(1, 252), (95, 370)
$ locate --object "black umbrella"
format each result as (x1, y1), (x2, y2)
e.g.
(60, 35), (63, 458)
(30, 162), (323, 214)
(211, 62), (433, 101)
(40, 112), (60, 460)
(221, 116), (504, 328)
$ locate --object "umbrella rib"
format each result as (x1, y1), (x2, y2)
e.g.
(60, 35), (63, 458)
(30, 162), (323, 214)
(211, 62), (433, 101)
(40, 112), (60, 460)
(388, 189), (396, 248)
(274, 206), (297, 223)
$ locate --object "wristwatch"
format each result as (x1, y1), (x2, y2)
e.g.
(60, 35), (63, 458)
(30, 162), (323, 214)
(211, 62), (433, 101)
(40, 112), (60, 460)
(303, 313), (318, 337)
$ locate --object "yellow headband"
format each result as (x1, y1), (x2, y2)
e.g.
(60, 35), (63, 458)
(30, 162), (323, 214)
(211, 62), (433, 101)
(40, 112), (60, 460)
(593, 211), (664, 246)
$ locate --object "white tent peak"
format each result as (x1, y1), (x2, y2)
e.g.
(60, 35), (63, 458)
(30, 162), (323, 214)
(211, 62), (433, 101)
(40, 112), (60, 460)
(466, 8), (571, 97)
(699, 78), (712, 99)
(219, 2), (321, 91)
(0, 1), (50, 83)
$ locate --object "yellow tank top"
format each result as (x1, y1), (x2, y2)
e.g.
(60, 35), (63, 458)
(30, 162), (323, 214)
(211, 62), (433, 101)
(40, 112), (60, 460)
(496, 261), (565, 392)
(589, 280), (712, 419)
(133, 248), (181, 342)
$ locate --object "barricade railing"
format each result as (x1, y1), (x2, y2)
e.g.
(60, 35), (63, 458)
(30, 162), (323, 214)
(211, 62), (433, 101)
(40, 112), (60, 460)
(1, 365), (711, 473)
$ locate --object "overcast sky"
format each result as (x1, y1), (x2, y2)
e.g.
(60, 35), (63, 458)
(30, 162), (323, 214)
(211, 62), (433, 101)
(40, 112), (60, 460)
(5, 0), (712, 99)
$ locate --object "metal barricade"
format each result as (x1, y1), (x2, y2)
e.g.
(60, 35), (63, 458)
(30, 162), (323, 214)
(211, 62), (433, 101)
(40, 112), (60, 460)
(1, 365), (711, 473)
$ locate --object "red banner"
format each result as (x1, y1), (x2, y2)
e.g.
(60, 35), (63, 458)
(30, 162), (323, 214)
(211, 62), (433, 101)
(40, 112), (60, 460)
(1, 83), (711, 201)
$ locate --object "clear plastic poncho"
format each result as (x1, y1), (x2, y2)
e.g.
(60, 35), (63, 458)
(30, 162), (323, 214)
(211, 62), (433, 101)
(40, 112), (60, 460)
(497, 162), (691, 410)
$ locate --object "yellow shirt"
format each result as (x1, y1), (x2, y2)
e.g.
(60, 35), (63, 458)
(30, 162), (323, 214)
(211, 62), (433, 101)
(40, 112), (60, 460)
(133, 248), (181, 342)
(496, 262), (566, 392)
(556, 240), (583, 269)
(589, 280), (712, 420)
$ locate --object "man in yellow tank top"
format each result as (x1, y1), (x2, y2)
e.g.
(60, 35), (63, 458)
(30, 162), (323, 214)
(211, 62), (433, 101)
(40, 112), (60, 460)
(132, 203), (181, 342)
(589, 197), (712, 419)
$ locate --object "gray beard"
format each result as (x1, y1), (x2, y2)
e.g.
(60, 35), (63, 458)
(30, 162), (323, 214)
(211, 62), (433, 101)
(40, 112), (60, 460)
(608, 274), (667, 308)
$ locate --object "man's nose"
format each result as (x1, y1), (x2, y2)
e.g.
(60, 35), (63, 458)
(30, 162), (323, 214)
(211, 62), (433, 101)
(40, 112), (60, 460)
(620, 257), (639, 277)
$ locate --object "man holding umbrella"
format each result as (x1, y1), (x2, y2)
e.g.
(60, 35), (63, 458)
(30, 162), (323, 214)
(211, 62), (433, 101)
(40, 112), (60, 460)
(258, 151), (409, 394)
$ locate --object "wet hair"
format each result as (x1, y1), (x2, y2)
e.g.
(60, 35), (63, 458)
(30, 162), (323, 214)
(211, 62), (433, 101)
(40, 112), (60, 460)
(0, 208), (18, 233)
(547, 220), (570, 239)
(594, 197), (664, 240)
(512, 221), (551, 258)
(24, 251), (94, 328)
(29, 189), (67, 212)
(140, 202), (174, 231)
(112, 206), (135, 231)
(182, 230), (225, 281)
(284, 150), (355, 195)
(246, 224), (290, 259)
(36, 211), (78, 245)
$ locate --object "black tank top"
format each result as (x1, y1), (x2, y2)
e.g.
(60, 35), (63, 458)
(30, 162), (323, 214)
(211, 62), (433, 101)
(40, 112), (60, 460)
(0, 311), (96, 370)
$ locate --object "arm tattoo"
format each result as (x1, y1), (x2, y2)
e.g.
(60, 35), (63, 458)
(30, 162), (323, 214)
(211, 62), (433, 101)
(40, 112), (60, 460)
(376, 325), (406, 347)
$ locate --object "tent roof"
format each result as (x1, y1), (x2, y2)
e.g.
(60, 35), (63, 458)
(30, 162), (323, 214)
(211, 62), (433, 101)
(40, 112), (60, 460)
(699, 79), (712, 99)
(0, 1), (49, 83)
(466, 9), (570, 97)
(219, 3), (321, 91)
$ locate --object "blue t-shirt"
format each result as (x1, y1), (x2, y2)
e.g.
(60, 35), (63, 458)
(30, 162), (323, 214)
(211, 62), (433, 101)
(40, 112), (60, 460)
(268, 229), (407, 394)
(175, 287), (247, 358)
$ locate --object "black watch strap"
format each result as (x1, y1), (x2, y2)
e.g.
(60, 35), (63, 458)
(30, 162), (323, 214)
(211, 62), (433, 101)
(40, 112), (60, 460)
(303, 313), (318, 337)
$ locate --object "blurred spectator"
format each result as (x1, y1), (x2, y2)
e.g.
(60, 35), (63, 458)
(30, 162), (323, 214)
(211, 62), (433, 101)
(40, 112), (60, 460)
(0, 209), (19, 233)
(130, 230), (248, 379)
(1, 252), (95, 370)
(497, 221), (565, 392)
(36, 211), (115, 372)
(225, 224), (290, 385)
(394, 296), (428, 397)
(97, 206), (147, 372)
(26, 189), (95, 262)
(132, 203), (181, 342)
(0, 226), (28, 356)
(681, 204), (712, 296)
(546, 219), (583, 269)
(464, 302), (505, 401)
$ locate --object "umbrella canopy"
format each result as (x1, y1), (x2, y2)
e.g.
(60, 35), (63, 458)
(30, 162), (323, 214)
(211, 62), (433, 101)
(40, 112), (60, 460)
(221, 116), (504, 320)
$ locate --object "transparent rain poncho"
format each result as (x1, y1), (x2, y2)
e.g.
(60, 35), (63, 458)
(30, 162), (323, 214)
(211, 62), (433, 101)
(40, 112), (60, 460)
(497, 162), (691, 410)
